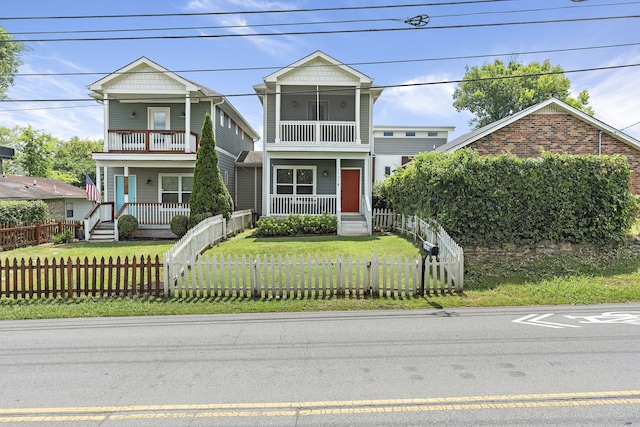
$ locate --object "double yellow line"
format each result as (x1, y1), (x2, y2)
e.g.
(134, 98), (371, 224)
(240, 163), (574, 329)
(2, 390), (639, 423)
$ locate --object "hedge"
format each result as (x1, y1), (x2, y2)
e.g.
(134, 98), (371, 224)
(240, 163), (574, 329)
(380, 149), (638, 246)
(0, 200), (49, 225)
(255, 214), (338, 237)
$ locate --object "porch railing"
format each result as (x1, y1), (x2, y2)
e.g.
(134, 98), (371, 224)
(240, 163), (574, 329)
(279, 121), (357, 144)
(269, 195), (337, 215)
(107, 130), (199, 152)
(117, 203), (190, 225)
(83, 202), (114, 240)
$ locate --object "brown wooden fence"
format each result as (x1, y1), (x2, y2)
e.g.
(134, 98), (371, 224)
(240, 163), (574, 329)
(0, 255), (162, 299)
(0, 222), (82, 251)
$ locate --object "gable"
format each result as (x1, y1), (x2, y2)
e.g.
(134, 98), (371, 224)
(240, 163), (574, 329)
(278, 57), (361, 85)
(103, 63), (188, 93)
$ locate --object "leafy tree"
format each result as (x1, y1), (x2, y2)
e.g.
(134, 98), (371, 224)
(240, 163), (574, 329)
(16, 126), (56, 177)
(51, 137), (103, 185)
(188, 113), (233, 228)
(452, 58), (594, 129)
(0, 27), (27, 99)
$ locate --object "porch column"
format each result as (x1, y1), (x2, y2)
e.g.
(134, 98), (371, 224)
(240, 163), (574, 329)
(103, 94), (109, 151)
(336, 158), (341, 214)
(355, 87), (361, 144)
(123, 166), (129, 205)
(95, 165), (101, 203)
(275, 84), (281, 143)
(263, 152), (270, 216)
(103, 166), (108, 202)
(184, 93), (191, 152)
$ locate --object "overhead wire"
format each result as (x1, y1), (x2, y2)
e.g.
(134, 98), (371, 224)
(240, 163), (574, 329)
(0, 1), (523, 21)
(9, 2), (639, 37)
(8, 41), (640, 77)
(3, 15), (639, 43)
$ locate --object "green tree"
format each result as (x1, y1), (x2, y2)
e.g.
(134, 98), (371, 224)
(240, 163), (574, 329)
(188, 113), (233, 228)
(51, 137), (103, 185)
(0, 27), (27, 99)
(452, 58), (594, 129)
(16, 126), (55, 177)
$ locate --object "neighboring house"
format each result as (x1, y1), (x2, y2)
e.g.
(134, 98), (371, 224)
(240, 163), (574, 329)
(252, 51), (383, 235)
(436, 98), (640, 193)
(0, 175), (93, 222)
(373, 125), (455, 181)
(87, 57), (260, 239)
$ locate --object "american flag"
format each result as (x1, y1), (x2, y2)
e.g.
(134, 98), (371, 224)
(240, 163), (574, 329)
(85, 174), (101, 202)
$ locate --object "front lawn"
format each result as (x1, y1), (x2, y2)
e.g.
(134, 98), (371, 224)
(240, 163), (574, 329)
(1, 230), (639, 320)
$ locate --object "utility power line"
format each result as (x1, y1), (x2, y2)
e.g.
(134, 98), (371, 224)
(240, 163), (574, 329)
(2, 62), (639, 105)
(9, 41), (640, 77)
(4, 15), (638, 43)
(0, 1), (521, 21)
(9, 2), (639, 37)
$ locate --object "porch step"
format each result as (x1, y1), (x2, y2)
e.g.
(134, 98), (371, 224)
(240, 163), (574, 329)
(89, 221), (116, 242)
(340, 214), (369, 236)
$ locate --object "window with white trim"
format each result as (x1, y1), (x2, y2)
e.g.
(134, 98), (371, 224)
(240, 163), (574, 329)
(220, 110), (224, 126)
(308, 101), (329, 121)
(275, 167), (315, 195)
(160, 174), (193, 203)
(66, 202), (74, 218)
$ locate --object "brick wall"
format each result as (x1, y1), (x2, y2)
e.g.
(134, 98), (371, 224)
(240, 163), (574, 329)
(469, 113), (640, 193)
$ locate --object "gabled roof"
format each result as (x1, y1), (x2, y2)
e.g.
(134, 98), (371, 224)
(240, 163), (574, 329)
(88, 56), (204, 94)
(262, 50), (374, 85)
(436, 98), (640, 153)
(0, 175), (87, 200)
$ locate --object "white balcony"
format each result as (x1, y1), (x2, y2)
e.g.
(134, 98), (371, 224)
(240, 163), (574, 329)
(279, 121), (357, 144)
(107, 130), (198, 152)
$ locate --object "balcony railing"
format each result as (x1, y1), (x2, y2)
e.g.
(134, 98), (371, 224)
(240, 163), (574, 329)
(270, 195), (337, 216)
(279, 121), (357, 144)
(107, 130), (199, 152)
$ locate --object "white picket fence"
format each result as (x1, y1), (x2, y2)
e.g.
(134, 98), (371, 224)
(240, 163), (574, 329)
(162, 209), (463, 298)
(167, 252), (457, 298)
(373, 208), (464, 292)
(163, 210), (253, 295)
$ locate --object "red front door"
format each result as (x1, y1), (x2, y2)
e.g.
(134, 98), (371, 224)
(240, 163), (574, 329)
(341, 169), (360, 213)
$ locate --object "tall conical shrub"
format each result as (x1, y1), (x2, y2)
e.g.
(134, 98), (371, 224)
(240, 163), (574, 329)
(188, 113), (233, 228)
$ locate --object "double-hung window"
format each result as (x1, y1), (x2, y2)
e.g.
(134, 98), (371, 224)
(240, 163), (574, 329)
(160, 175), (193, 203)
(275, 167), (315, 195)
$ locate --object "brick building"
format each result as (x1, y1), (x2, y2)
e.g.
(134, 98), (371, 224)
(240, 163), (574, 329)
(437, 98), (640, 193)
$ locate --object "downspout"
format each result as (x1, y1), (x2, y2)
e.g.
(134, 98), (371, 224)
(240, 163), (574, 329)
(212, 98), (226, 142)
(598, 130), (602, 155)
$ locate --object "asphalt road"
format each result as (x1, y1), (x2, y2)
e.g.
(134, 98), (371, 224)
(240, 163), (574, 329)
(1, 303), (639, 426)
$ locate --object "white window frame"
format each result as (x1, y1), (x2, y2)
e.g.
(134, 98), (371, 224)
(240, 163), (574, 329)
(65, 202), (74, 219)
(308, 100), (329, 121)
(220, 110), (224, 126)
(158, 173), (194, 204)
(273, 166), (317, 196)
(148, 107), (171, 130)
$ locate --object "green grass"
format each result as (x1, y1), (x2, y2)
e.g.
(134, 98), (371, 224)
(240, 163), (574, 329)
(1, 230), (640, 320)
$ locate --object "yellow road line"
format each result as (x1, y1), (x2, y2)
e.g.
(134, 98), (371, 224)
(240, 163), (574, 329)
(0, 391), (639, 423)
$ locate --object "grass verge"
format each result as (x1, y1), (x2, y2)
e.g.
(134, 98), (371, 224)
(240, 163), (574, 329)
(1, 232), (639, 320)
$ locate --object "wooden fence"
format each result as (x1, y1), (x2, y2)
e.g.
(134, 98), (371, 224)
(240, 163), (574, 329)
(0, 255), (162, 299)
(0, 222), (81, 251)
(167, 253), (450, 298)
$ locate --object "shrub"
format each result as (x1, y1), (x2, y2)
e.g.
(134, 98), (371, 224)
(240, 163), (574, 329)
(381, 149), (638, 246)
(0, 200), (49, 225)
(254, 214), (337, 237)
(117, 215), (138, 240)
(170, 215), (189, 238)
(52, 229), (73, 244)
(188, 212), (213, 229)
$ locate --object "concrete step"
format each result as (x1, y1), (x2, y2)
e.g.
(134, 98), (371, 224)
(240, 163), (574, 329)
(89, 222), (115, 242)
(340, 217), (369, 236)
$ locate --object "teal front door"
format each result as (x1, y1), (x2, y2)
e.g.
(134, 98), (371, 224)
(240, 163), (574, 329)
(115, 175), (136, 213)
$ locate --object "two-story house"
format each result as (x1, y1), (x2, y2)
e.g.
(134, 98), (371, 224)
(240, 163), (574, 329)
(373, 125), (455, 181)
(252, 51), (383, 235)
(87, 57), (259, 239)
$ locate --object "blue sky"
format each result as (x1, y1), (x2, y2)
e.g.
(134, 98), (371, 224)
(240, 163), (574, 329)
(2, 0), (640, 147)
